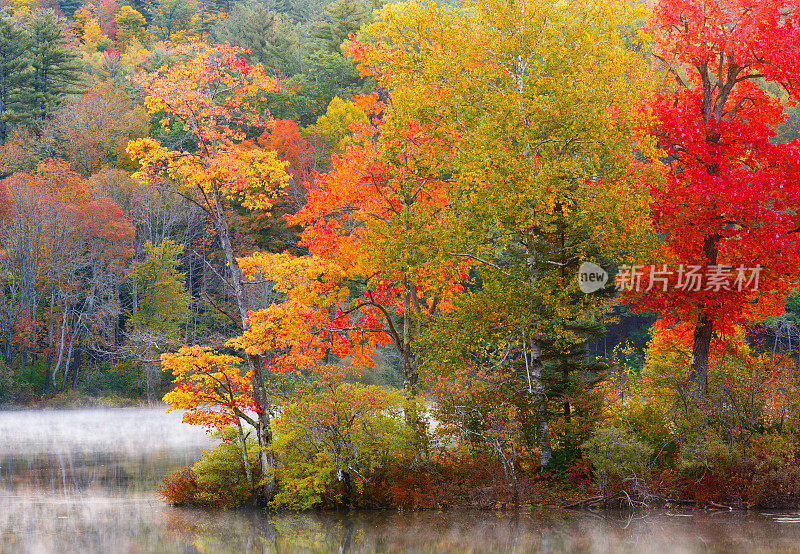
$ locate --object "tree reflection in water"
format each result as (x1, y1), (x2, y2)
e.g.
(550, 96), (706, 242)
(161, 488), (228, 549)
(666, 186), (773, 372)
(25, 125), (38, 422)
(1, 408), (800, 552)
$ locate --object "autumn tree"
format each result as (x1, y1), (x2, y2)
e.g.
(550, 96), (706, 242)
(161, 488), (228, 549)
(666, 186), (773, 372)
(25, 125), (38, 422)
(282, 92), (469, 395)
(51, 82), (148, 176)
(114, 5), (145, 52)
(97, 0), (117, 40)
(72, 2), (94, 35)
(269, 365), (412, 508)
(82, 17), (110, 53)
(350, 0), (657, 466)
(129, 41), (289, 503)
(0, 159), (134, 390)
(256, 118), (311, 211)
(162, 346), (259, 493)
(634, 0), (800, 394)
(303, 95), (368, 162)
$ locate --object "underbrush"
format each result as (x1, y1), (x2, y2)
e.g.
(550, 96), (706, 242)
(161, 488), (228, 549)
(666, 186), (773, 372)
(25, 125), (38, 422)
(583, 335), (800, 509)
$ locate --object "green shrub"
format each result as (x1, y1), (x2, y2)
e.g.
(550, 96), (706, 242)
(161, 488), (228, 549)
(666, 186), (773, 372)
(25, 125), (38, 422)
(192, 427), (261, 508)
(157, 426), (261, 508)
(80, 364), (138, 396)
(582, 427), (654, 493)
(268, 368), (415, 509)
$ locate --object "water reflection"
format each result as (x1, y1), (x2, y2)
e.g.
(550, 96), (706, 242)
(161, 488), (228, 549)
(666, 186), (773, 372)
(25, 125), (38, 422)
(2, 408), (800, 552)
(158, 509), (800, 553)
(8, 498), (800, 553)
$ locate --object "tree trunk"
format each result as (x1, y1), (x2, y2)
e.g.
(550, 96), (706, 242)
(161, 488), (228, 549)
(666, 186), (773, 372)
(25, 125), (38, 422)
(208, 180), (276, 504)
(689, 234), (719, 396)
(563, 365), (571, 424)
(338, 467), (353, 507)
(690, 313), (713, 395)
(401, 267), (417, 394)
(236, 418), (254, 494)
(52, 303), (70, 390)
(45, 287), (56, 395)
(70, 332), (83, 389)
(528, 339), (552, 468)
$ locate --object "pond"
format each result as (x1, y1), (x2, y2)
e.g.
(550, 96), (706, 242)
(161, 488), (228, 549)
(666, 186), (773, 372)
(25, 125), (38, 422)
(1, 407), (800, 553)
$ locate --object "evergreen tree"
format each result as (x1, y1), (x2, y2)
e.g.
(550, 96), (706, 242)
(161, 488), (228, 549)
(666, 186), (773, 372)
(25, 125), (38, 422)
(310, 0), (381, 52)
(25, 9), (84, 123)
(539, 319), (608, 464)
(211, 3), (300, 76)
(148, 0), (198, 41)
(58, 0), (85, 18)
(126, 239), (191, 402)
(266, 0), (315, 24)
(0, 10), (32, 142)
(262, 49), (367, 125)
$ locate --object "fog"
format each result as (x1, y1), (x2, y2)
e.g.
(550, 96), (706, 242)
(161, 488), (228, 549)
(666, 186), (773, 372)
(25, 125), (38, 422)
(1, 408), (800, 553)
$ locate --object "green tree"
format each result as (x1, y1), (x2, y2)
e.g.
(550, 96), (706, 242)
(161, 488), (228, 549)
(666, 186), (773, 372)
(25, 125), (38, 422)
(360, 0), (657, 466)
(304, 95), (367, 153)
(126, 239), (190, 401)
(58, 0), (84, 18)
(269, 367), (414, 508)
(261, 50), (368, 126)
(25, 9), (84, 123)
(148, 0), (198, 41)
(129, 239), (190, 339)
(211, 3), (300, 77)
(0, 10), (32, 142)
(311, 0), (382, 52)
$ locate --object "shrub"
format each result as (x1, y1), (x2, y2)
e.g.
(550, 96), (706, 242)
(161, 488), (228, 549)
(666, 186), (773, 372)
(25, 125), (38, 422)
(744, 433), (800, 508)
(582, 427), (654, 494)
(192, 427), (261, 507)
(158, 427), (261, 508)
(268, 367), (415, 509)
(158, 467), (200, 505)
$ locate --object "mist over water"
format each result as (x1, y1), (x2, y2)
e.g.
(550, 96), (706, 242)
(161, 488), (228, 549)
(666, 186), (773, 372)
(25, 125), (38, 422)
(1, 408), (800, 553)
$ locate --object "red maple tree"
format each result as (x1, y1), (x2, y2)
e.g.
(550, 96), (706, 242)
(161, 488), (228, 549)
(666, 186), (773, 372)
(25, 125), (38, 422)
(635, 0), (800, 393)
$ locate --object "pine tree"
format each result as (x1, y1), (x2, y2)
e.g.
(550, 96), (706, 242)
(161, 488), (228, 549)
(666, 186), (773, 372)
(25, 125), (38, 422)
(211, 3), (300, 77)
(148, 0), (198, 41)
(58, 0), (84, 18)
(311, 0), (382, 52)
(0, 10), (32, 142)
(25, 9), (84, 124)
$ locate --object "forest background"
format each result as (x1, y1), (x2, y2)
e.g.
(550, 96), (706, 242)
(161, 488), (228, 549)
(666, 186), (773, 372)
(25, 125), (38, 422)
(0, 0), (799, 509)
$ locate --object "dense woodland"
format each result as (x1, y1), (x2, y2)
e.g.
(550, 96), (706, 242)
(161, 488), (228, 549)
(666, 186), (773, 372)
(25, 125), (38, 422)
(1, 0), (800, 510)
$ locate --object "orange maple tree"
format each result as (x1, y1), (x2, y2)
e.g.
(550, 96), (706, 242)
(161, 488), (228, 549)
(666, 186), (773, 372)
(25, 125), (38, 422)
(162, 346), (260, 492)
(232, 92), (469, 393)
(128, 41), (290, 502)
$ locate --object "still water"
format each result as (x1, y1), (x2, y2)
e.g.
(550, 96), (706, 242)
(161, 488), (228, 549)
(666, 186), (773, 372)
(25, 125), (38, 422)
(1, 408), (800, 553)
